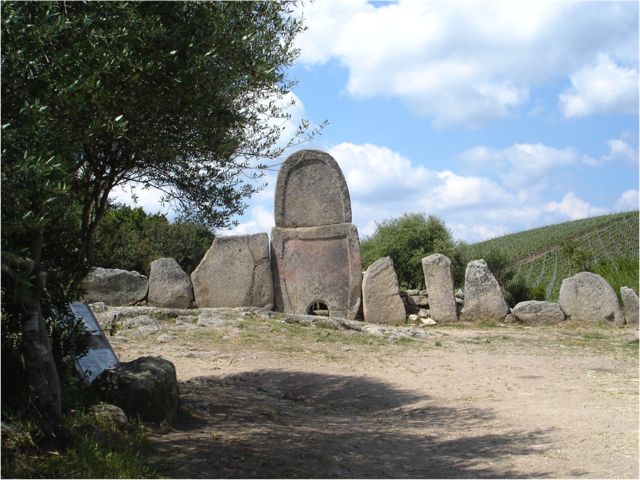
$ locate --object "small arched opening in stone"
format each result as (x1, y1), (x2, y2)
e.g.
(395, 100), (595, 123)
(307, 301), (330, 317)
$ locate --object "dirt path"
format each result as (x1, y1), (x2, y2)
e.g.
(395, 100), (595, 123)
(104, 308), (639, 478)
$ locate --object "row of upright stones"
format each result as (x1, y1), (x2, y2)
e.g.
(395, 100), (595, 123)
(83, 149), (638, 327)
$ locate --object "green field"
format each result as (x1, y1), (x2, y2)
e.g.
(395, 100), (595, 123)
(465, 211), (639, 300)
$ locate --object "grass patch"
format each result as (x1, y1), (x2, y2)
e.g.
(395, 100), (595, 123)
(623, 338), (639, 352)
(1, 410), (157, 478)
(578, 331), (609, 340)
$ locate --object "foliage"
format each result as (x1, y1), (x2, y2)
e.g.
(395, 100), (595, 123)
(1, 410), (157, 478)
(361, 213), (465, 289)
(2, 1), (319, 260)
(466, 211), (639, 300)
(468, 211), (638, 263)
(591, 256), (639, 300)
(92, 203), (215, 275)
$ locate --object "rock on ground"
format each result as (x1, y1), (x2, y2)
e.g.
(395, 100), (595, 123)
(462, 260), (509, 323)
(559, 272), (624, 324)
(362, 257), (406, 325)
(512, 300), (566, 324)
(422, 253), (457, 323)
(82, 268), (148, 306)
(92, 356), (179, 423)
(620, 287), (639, 327)
(147, 258), (194, 309)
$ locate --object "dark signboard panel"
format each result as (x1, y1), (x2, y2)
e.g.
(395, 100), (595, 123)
(69, 302), (119, 383)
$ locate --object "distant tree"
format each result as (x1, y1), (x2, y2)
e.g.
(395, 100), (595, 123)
(92, 204), (215, 275)
(361, 213), (465, 289)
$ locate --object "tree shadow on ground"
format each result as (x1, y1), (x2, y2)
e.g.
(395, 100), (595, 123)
(147, 370), (553, 478)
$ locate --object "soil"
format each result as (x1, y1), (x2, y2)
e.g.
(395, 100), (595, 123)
(102, 307), (639, 478)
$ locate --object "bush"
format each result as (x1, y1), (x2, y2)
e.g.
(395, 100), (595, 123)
(92, 204), (215, 275)
(361, 213), (465, 289)
(591, 255), (639, 300)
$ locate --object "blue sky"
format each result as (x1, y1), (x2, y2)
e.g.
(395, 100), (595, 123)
(114, 0), (639, 243)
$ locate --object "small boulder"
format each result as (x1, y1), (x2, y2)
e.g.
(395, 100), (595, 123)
(89, 403), (130, 431)
(82, 268), (148, 306)
(148, 258), (194, 309)
(512, 300), (566, 324)
(462, 260), (509, 322)
(559, 272), (624, 324)
(407, 295), (429, 307)
(362, 257), (406, 325)
(620, 287), (639, 326)
(92, 356), (179, 423)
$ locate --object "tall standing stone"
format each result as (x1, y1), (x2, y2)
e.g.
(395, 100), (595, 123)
(620, 287), (639, 327)
(271, 150), (362, 319)
(191, 233), (273, 309)
(147, 258), (194, 309)
(559, 272), (624, 324)
(421, 253), (457, 323)
(274, 149), (351, 228)
(462, 260), (509, 322)
(362, 257), (406, 325)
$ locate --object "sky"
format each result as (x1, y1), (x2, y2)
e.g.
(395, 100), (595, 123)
(113, 0), (639, 243)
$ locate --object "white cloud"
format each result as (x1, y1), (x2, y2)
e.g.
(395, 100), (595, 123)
(602, 138), (638, 165)
(327, 141), (518, 241)
(449, 223), (512, 242)
(109, 184), (173, 217)
(329, 142), (433, 200)
(219, 205), (275, 237)
(295, 0), (638, 127)
(559, 55), (639, 118)
(543, 192), (608, 220)
(616, 189), (639, 211)
(459, 143), (580, 188)
(429, 171), (510, 210)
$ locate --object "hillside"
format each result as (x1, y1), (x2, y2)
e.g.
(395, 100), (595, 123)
(466, 211), (639, 300)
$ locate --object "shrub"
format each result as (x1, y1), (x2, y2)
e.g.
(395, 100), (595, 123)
(92, 204), (215, 275)
(361, 213), (465, 289)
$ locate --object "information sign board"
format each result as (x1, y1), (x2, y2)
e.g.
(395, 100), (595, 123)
(69, 302), (119, 383)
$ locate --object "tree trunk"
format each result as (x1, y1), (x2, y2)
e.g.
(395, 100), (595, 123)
(21, 228), (63, 441)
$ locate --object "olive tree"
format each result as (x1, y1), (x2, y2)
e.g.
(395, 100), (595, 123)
(1, 1), (316, 437)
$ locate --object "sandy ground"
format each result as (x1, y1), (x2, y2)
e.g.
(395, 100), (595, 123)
(101, 307), (639, 478)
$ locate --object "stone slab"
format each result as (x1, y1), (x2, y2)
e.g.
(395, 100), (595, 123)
(620, 287), (639, 327)
(191, 233), (273, 309)
(271, 223), (362, 319)
(362, 256), (406, 325)
(274, 149), (352, 228)
(422, 253), (457, 323)
(462, 259), (509, 322)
